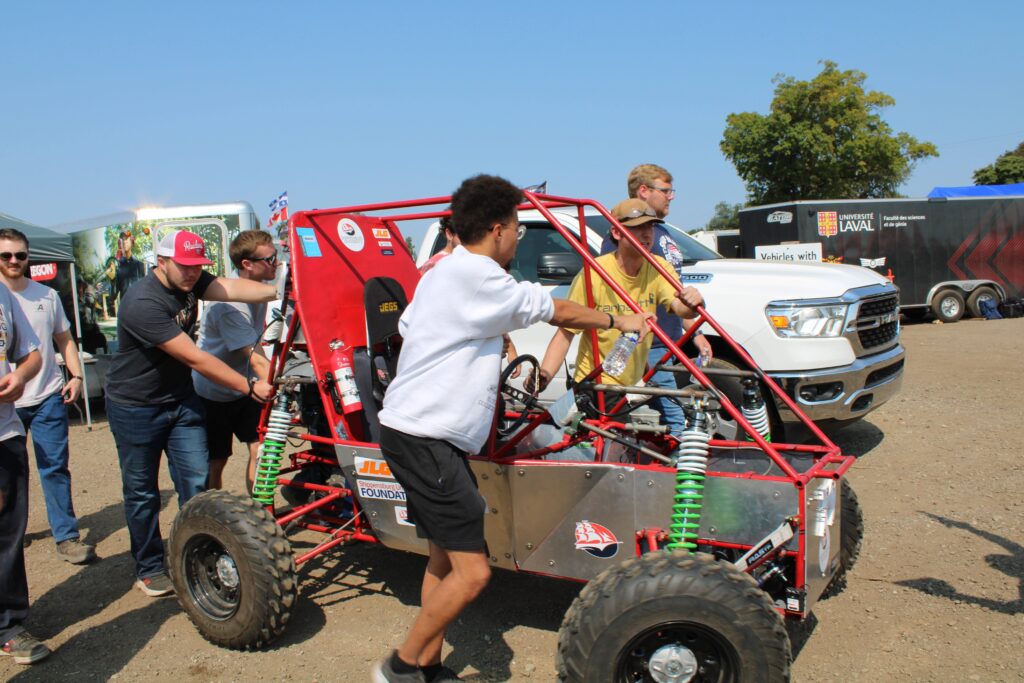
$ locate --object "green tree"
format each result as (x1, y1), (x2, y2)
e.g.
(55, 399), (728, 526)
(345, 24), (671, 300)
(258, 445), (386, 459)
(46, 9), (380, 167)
(705, 201), (743, 231)
(721, 61), (938, 204)
(405, 235), (417, 261)
(973, 142), (1024, 185)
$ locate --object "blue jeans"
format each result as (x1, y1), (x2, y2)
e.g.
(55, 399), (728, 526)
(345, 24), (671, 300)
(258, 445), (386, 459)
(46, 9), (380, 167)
(647, 343), (687, 439)
(106, 394), (209, 579)
(17, 392), (79, 543)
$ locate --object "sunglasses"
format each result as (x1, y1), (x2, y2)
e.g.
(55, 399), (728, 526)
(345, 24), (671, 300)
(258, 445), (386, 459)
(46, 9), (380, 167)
(248, 254), (278, 266)
(616, 208), (659, 221)
(0, 252), (28, 262)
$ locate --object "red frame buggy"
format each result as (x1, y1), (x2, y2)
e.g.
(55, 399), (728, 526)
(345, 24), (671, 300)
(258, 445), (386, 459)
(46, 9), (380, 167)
(168, 191), (862, 683)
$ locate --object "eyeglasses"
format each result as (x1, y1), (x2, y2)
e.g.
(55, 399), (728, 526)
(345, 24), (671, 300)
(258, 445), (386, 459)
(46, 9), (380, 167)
(0, 252), (28, 262)
(249, 254), (278, 266)
(615, 208), (659, 221)
(648, 185), (676, 198)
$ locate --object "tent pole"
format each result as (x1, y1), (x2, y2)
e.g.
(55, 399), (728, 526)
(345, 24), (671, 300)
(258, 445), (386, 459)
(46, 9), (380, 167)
(68, 263), (92, 430)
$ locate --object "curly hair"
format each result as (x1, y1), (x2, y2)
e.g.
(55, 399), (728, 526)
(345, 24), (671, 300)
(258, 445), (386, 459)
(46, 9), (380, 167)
(450, 174), (523, 245)
(627, 164), (673, 198)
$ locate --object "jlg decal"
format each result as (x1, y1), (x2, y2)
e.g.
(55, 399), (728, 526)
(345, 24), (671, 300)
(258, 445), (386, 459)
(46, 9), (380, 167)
(355, 456), (394, 479)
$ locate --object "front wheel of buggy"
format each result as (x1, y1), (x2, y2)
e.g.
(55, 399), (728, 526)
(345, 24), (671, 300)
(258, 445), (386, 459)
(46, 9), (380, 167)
(557, 551), (790, 683)
(820, 478), (863, 600)
(169, 490), (297, 649)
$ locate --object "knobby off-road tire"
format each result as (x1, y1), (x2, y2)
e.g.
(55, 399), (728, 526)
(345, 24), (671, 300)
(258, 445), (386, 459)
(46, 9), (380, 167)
(557, 551), (791, 683)
(820, 479), (864, 600)
(169, 490), (297, 649)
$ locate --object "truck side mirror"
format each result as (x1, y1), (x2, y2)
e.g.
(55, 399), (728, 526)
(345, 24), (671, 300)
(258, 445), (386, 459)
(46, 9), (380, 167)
(537, 252), (581, 284)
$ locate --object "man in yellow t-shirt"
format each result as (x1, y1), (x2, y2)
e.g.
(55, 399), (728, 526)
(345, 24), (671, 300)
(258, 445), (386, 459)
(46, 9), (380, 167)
(535, 198), (710, 389)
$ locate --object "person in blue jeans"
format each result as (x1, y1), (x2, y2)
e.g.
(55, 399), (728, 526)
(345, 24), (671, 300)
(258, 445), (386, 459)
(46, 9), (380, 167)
(104, 230), (277, 597)
(0, 229), (96, 565)
(600, 164), (713, 439)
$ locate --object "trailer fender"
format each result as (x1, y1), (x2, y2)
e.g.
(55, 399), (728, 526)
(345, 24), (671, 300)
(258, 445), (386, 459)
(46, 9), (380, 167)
(924, 280), (1005, 309)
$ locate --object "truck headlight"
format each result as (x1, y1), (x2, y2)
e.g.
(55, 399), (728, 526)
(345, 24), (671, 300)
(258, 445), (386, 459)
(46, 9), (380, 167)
(766, 304), (849, 338)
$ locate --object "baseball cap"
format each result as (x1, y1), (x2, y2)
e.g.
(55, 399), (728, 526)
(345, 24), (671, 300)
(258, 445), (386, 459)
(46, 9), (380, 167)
(156, 230), (213, 266)
(611, 199), (662, 227)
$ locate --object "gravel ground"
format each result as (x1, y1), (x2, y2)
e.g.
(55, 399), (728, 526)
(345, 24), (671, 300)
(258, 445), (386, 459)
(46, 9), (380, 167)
(3, 317), (1023, 682)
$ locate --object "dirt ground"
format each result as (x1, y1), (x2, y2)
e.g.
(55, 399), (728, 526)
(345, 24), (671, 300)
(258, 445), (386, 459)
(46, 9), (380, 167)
(3, 317), (1023, 682)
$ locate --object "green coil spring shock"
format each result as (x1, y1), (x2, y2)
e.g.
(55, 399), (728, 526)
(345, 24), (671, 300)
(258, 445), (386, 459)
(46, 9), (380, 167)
(252, 394), (291, 505)
(741, 378), (771, 442)
(667, 407), (710, 551)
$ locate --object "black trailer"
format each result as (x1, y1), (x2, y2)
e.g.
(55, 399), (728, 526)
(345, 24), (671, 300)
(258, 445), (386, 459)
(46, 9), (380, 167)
(739, 195), (1024, 322)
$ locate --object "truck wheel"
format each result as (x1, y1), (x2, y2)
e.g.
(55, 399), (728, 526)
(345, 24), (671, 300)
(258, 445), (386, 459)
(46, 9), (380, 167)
(966, 286), (999, 318)
(169, 490), (297, 650)
(931, 290), (964, 323)
(557, 551), (790, 683)
(820, 479), (863, 600)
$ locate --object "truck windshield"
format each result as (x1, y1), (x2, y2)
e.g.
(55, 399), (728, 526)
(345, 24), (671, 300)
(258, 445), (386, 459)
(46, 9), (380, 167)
(582, 216), (722, 263)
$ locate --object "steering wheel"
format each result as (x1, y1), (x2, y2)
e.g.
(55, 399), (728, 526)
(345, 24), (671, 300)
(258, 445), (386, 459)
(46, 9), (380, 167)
(497, 354), (541, 438)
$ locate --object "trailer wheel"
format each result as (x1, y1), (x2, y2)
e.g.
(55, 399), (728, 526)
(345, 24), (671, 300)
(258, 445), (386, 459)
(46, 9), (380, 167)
(932, 290), (965, 323)
(820, 479), (863, 600)
(966, 286), (999, 318)
(557, 551), (790, 683)
(169, 490), (297, 650)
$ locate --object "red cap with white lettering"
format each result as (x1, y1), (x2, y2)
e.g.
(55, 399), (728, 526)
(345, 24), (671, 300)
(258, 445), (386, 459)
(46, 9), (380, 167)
(155, 230), (213, 266)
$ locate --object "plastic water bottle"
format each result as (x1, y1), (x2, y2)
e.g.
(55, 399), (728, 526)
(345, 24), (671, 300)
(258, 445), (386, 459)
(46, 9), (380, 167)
(602, 332), (640, 377)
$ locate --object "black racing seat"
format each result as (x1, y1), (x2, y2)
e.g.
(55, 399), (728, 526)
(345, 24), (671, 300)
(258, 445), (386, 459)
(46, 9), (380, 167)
(353, 277), (408, 441)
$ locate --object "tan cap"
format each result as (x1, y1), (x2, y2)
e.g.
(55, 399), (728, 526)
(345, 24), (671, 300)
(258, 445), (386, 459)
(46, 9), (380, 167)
(611, 198), (661, 227)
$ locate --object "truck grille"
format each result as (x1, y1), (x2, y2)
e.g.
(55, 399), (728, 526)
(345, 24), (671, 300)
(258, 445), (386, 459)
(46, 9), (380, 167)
(855, 295), (899, 350)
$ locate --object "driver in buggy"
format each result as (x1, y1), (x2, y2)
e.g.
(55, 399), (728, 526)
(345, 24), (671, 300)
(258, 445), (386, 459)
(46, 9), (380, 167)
(530, 198), (709, 402)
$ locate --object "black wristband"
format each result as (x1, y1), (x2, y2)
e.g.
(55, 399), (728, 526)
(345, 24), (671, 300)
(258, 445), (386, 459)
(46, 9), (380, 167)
(607, 312), (615, 330)
(68, 375), (83, 382)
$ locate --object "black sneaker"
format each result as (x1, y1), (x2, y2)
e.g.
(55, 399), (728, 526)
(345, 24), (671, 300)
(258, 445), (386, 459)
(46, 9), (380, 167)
(135, 572), (174, 597)
(1, 631), (51, 664)
(56, 538), (97, 564)
(371, 653), (426, 683)
(425, 666), (462, 682)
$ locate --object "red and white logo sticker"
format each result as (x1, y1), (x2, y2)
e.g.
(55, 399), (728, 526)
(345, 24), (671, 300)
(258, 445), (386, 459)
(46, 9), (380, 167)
(337, 218), (365, 252)
(574, 520), (621, 558)
(395, 506), (415, 527)
(30, 262), (58, 282)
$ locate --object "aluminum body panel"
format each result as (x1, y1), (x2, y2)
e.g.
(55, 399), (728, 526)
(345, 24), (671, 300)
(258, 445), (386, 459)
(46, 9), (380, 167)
(801, 476), (843, 610)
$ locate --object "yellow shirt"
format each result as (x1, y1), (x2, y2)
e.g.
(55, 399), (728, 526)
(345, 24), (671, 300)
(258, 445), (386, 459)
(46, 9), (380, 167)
(566, 253), (681, 386)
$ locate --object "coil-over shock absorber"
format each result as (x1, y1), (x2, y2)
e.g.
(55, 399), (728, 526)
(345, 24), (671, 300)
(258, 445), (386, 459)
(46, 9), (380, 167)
(667, 403), (711, 551)
(741, 377), (771, 442)
(252, 393), (291, 506)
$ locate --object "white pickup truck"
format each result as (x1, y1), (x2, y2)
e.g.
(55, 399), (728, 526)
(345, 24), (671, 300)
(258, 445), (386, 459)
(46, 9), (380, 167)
(418, 206), (905, 437)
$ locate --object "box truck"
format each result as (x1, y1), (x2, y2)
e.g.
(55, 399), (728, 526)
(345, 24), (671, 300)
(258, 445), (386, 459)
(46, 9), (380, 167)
(739, 193), (1024, 322)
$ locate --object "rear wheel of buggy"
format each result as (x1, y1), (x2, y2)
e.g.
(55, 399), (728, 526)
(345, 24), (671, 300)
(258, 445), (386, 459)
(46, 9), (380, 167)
(820, 478), (863, 600)
(557, 551), (790, 683)
(169, 490), (297, 649)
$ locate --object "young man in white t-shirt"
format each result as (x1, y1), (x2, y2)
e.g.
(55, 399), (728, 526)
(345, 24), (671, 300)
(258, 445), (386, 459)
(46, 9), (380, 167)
(0, 229), (95, 565)
(372, 175), (653, 683)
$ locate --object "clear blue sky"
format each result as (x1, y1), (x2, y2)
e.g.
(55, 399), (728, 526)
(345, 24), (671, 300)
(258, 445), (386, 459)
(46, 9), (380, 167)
(2, 1), (1021, 248)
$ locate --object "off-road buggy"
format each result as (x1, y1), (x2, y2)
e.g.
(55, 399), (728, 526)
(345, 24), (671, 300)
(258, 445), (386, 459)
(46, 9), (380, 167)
(168, 191), (863, 683)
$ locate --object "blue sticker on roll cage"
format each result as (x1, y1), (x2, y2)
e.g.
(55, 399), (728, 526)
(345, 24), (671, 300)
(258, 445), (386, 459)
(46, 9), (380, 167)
(296, 227), (322, 257)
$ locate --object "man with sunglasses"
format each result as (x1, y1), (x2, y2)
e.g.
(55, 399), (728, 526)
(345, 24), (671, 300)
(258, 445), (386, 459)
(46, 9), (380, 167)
(599, 164), (713, 439)
(0, 229), (95, 566)
(105, 229), (277, 597)
(194, 230), (278, 491)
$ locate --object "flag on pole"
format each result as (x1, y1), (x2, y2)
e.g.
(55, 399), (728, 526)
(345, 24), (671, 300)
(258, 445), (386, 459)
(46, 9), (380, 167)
(269, 191), (289, 226)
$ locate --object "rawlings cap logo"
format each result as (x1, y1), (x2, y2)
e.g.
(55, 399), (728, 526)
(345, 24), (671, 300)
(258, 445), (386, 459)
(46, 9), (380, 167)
(182, 239), (205, 253)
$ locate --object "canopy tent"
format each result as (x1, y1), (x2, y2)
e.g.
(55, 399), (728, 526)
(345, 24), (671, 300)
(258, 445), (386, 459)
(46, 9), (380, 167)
(0, 211), (74, 262)
(928, 183), (1024, 198)
(0, 211), (94, 427)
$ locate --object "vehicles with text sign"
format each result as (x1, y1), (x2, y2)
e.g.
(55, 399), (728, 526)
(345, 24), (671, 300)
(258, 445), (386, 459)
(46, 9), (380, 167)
(168, 191), (864, 682)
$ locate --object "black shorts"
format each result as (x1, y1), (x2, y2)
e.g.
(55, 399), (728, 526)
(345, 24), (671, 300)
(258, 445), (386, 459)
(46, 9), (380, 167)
(379, 425), (487, 552)
(201, 396), (263, 460)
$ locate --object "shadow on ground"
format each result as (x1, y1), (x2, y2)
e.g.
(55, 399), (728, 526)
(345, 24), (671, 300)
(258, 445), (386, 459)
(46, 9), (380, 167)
(896, 513), (1022, 615)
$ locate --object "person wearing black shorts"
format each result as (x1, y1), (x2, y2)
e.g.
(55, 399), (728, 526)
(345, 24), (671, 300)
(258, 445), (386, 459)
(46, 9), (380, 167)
(193, 230), (278, 491)
(371, 175), (651, 683)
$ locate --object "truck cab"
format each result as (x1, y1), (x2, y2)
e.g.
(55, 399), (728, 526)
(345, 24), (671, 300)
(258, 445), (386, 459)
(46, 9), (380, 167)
(419, 206), (905, 434)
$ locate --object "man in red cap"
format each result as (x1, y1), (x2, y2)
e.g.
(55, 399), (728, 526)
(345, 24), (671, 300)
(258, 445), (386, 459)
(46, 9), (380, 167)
(105, 229), (277, 597)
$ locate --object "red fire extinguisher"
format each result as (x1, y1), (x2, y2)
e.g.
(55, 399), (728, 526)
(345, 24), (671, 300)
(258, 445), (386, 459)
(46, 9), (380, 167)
(327, 339), (363, 414)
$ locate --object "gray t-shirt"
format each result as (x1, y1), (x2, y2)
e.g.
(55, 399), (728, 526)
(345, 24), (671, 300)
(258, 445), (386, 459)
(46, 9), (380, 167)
(193, 278), (266, 402)
(0, 284), (41, 440)
(12, 279), (71, 408)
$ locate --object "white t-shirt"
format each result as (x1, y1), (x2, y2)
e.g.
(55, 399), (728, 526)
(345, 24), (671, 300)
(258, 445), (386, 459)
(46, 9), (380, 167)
(12, 279), (70, 408)
(379, 246), (554, 454)
(0, 284), (41, 438)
